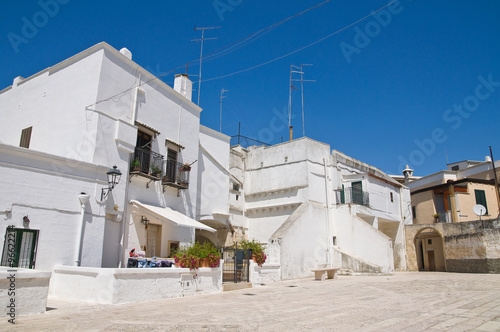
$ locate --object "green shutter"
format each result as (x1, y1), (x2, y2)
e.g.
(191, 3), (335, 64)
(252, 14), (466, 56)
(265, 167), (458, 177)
(474, 189), (488, 215)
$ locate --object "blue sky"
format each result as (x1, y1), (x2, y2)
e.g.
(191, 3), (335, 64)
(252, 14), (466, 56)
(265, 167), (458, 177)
(1, 0), (499, 176)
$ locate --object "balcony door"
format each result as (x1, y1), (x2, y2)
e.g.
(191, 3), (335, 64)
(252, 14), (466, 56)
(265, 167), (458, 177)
(352, 181), (363, 205)
(135, 131), (152, 173)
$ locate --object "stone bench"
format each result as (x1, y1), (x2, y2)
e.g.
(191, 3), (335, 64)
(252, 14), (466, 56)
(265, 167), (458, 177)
(311, 268), (339, 281)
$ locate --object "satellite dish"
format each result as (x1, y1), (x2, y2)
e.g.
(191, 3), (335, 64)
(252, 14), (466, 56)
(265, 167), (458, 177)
(473, 204), (486, 219)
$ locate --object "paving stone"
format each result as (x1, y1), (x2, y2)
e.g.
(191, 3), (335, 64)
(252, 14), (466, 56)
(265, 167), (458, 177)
(1, 272), (500, 331)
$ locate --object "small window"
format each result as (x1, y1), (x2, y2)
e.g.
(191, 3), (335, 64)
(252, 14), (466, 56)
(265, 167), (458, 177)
(284, 156), (288, 162)
(19, 126), (32, 148)
(332, 236), (337, 246)
(412, 206), (416, 219)
(233, 183), (240, 191)
(451, 165), (459, 171)
(390, 192), (394, 203)
(427, 239), (432, 245)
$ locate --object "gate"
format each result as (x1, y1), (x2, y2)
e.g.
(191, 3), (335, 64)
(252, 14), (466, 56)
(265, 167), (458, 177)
(222, 248), (251, 283)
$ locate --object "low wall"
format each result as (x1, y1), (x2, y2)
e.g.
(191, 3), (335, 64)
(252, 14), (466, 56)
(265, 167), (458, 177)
(0, 267), (51, 317)
(250, 260), (281, 285)
(50, 265), (222, 304)
(406, 218), (500, 273)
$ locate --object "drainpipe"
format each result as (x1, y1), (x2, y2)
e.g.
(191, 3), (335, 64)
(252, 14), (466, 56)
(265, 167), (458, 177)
(323, 158), (331, 266)
(76, 193), (90, 266)
(447, 181), (458, 223)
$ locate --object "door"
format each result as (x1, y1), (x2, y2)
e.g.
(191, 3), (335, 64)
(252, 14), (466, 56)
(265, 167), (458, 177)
(135, 131), (152, 173)
(352, 181), (363, 205)
(146, 224), (161, 257)
(1, 227), (39, 269)
(427, 250), (436, 271)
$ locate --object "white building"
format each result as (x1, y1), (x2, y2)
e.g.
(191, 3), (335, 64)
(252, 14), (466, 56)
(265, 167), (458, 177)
(0, 41), (410, 292)
(229, 139), (412, 279)
(0, 42), (230, 272)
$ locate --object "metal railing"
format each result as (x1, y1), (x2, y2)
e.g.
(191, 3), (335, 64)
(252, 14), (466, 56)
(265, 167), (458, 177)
(334, 187), (370, 207)
(162, 159), (190, 189)
(131, 147), (164, 177)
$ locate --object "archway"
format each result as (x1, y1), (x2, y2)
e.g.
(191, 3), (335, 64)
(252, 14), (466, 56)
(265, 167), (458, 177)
(414, 227), (446, 271)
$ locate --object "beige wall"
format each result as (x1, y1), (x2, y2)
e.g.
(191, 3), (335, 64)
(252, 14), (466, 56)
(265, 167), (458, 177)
(412, 191), (437, 224)
(457, 183), (499, 222)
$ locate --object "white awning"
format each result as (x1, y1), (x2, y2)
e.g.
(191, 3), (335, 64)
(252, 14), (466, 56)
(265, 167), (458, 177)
(130, 200), (216, 233)
(355, 205), (400, 222)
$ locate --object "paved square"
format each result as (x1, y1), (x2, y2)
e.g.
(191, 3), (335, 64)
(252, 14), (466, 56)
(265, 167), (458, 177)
(3, 272), (500, 331)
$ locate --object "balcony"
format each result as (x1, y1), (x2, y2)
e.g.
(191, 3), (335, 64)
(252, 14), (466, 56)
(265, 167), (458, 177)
(130, 147), (164, 181)
(334, 187), (370, 207)
(161, 159), (190, 190)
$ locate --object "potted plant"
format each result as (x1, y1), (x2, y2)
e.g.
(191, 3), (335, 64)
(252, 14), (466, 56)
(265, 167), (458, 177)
(240, 239), (266, 266)
(150, 165), (161, 177)
(131, 159), (141, 172)
(433, 213), (440, 222)
(173, 242), (221, 270)
(180, 163), (192, 172)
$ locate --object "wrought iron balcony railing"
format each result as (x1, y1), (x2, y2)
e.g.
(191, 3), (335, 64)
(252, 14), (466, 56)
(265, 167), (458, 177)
(130, 147), (164, 178)
(161, 159), (190, 189)
(334, 187), (370, 207)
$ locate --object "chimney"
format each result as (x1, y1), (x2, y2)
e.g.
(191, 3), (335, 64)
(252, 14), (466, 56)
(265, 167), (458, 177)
(402, 165), (414, 183)
(120, 47), (132, 60)
(174, 74), (193, 101)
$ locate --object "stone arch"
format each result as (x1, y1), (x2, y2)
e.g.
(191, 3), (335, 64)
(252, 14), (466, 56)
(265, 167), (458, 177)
(414, 227), (446, 271)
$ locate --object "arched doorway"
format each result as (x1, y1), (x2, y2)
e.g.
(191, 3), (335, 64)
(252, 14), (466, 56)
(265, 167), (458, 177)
(414, 227), (446, 271)
(195, 234), (216, 246)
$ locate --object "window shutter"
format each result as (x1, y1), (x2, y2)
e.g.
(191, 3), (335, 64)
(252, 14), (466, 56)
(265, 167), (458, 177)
(474, 189), (488, 215)
(19, 126), (32, 148)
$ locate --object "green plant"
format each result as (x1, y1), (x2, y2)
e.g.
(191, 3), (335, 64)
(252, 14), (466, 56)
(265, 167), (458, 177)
(240, 239), (267, 266)
(433, 213), (440, 218)
(150, 165), (161, 176)
(131, 159), (141, 168)
(173, 242), (221, 269)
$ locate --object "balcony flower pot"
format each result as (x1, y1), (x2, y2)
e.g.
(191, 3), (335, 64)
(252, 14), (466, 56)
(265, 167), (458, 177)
(131, 159), (141, 172)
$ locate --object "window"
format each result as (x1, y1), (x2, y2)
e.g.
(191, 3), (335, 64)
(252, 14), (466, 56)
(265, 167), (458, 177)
(19, 126), (32, 148)
(427, 239), (432, 245)
(451, 165), (459, 171)
(165, 148), (178, 182)
(352, 181), (363, 205)
(233, 183), (240, 191)
(412, 206), (416, 219)
(1, 227), (39, 269)
(133, 130), (153, 173)
(474, 189), (488, 215)
(390, 192), (394, 203)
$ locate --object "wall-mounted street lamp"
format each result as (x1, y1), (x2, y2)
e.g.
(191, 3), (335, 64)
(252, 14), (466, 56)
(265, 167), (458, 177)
(141, 216), (150, 225)
(101, 165), (122, 201)
(23, 215), (30, 227)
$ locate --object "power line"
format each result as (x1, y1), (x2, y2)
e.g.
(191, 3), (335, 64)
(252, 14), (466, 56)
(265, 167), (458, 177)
(85, 0), (334, 110)
(203, 0), (399, 82)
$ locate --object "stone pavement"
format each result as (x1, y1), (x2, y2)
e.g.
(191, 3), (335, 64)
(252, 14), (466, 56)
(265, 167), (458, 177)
(3, 272), (500, 331)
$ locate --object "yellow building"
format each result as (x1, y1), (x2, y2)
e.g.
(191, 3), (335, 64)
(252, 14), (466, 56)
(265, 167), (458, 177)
(407, 159), (499, 224)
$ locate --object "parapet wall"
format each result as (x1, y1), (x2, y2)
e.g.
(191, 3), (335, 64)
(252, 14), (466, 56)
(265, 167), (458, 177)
(406, 218), (500, 273)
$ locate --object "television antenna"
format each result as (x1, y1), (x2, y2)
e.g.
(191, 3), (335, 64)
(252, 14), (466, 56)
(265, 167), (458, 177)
(192, 26), (220, 106)
(220, 88), (228, 132)
(288, 64), (314, 140)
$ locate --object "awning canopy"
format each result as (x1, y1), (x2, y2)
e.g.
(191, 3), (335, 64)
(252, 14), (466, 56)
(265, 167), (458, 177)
(130, 200), (216, 233)
(355, 205), (400, 222)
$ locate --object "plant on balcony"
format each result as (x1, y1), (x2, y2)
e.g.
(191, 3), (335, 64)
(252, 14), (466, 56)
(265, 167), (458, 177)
(433, 213), (439, 222)
(131, 159), (141, 172)
(150, 165), (161, 177)
(240, 239), (267, 266)
(180, 163), (192, 172)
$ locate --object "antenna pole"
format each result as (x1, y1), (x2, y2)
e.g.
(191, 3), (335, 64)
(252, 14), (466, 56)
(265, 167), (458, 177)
(220, 88), (228, 132)
(300, 64), (313, 137)
(192, 26), (220, 106)
(288, 65), (293, 141)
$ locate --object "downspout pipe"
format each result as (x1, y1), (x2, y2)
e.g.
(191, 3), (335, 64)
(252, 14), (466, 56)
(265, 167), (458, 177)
(323, 158), (331, 266)
(77, 193), (90, 266)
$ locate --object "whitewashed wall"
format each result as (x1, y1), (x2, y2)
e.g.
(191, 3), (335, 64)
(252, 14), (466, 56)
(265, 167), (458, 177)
(0, 144), (114, 270)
